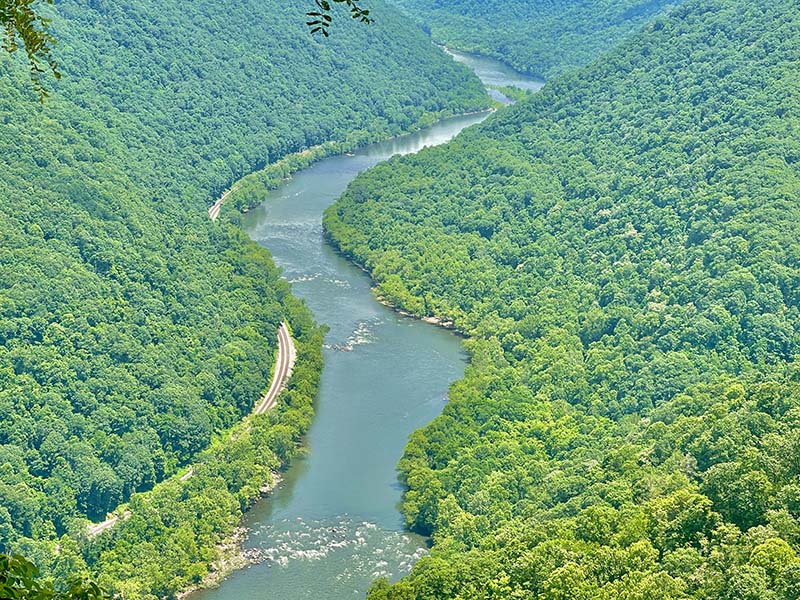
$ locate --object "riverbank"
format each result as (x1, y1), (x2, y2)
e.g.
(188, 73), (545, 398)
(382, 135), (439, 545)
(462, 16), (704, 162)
(323, 233), (467, 337)
(191, 113), (486, 600)
(163, 94), (492, 600)
(85, 323), (296, 537)
(190, 47), (541, 600)
(86, 318), (325, 599)
(375, 295), (461, 333)
(176, 473), (282, 600)
(210, 106), (494, 220)
(438, 43), (546, 83)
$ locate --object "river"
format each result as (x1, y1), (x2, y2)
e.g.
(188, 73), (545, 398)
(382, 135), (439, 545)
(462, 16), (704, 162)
(193, 50), (541, 600)
(444, 47), (544, 103)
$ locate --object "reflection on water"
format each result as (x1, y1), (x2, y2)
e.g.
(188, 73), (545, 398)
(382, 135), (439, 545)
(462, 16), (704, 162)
(444, 46), (545, 97)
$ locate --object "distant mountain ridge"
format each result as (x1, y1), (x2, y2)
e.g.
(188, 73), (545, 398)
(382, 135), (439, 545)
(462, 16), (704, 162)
(391, 0), (680, 77)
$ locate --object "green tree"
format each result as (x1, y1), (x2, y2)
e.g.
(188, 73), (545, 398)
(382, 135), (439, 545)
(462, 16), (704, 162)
(306, 0), (372, 36)
(0, 553), (108, 600)
(0, 0), (59, 97)
(0, 0), (372, 97)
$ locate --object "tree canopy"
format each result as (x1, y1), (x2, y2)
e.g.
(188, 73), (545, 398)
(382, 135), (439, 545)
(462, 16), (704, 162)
(325, 0), (800, 597)
(0, 0), (485, 595)
(392, 0), (680, 78)
(0, 0), (59, 97)
(0, 553), (108, 600)
(0, 0), (373, 97)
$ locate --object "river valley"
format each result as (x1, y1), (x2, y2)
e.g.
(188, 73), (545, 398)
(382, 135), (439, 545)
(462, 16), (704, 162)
(193, 50), (541, 600)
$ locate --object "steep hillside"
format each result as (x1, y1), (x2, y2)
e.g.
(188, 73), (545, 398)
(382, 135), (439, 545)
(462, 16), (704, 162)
(47, 0), (487, 202)
(0, 0), (487, 593)
(325, 0), (800, 597)
(392, 0), (680, 77)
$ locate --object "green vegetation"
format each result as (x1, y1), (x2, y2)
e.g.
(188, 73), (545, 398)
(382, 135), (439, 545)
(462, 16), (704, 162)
(0, 0), (486, 594)
(392, 0), (680, 78)
(223, 104), (490, 216)
(0, 0), (59, 98)
(1, 0), (375, 98)
(88, 310), (324, 599)
(0, 553), (108, 599)
(486, 85), (534, 105)
(325, 0), (800, 597)
(307, 0), (373, 36)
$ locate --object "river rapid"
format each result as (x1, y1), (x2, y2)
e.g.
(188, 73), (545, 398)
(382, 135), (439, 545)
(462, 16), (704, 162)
(193, 50), (541, 600)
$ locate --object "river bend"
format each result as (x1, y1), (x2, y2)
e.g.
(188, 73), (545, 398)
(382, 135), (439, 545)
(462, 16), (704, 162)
(193, 50), (541, 600)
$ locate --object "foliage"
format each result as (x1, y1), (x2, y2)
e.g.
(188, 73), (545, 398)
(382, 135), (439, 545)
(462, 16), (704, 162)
(307, 0), (372, 36)
(86, 312), (325, 599)
(0, 0), (59, 98)
(1, 0), (378, 98)
(486, 85), (533, 105)
(0, 553), (108, 600)
(392, 0), (681, 78)
(325, 0), (800, 597)
(222, 104), (479, 216)
(0, 0), (486, 593)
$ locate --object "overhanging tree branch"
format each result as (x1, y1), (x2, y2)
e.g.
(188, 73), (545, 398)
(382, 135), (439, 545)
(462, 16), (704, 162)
(0, 0), (60, 99)
(307, 0), (372, 37)
(0, 0), (372, 100)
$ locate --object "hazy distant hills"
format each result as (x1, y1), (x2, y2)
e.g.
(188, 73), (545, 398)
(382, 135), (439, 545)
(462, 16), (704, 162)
(391, 0), (680, 78)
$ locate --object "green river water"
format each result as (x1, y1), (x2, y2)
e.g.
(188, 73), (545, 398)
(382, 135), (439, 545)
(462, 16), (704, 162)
(193, 50), (542, 600)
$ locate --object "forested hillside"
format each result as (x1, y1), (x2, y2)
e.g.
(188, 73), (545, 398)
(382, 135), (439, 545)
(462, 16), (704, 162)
(0, 0), (486, 594)
(325, 0), (800, 597)
(392, 0), (679, 77)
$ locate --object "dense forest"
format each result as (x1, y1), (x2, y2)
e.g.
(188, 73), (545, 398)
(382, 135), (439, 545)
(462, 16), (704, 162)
(325, 0), (800, 597)
(0, 0), (486, 595)
(392, 0), (680, 77)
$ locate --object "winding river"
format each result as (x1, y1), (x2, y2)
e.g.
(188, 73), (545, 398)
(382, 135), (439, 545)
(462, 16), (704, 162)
(193, 51), (541, 600)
